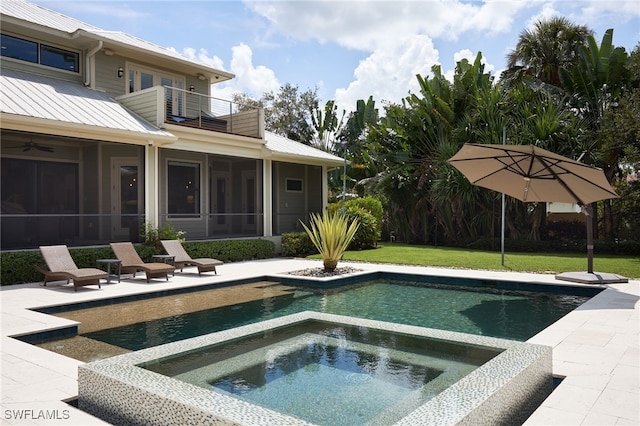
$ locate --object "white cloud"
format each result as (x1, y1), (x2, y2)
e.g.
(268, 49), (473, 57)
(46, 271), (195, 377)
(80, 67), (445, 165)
(579, 0), (640, 21)
(335, 35), (439, 113)
(246, 0), (525, 111)
(178, 43), (280, 101)
(172, 47), (226, 70)
(213, 43), (280, 100)
(246, 1), (527, 49)
(443, 49), (496, 84)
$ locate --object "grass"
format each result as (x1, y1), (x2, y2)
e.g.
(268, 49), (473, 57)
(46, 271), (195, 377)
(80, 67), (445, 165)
(318, 243), (640, 279)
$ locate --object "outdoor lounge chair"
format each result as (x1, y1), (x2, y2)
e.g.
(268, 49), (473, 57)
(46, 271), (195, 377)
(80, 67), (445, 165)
(110, 242), (175, 283)
(161, 240), (224, 275)
(38, 245), (107, 291)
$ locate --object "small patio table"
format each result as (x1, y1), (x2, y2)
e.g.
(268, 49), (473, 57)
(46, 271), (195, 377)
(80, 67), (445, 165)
(95, 259), (122, 284)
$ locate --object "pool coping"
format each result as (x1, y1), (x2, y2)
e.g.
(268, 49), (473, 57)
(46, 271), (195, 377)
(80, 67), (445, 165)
(1, 258), (638, 425)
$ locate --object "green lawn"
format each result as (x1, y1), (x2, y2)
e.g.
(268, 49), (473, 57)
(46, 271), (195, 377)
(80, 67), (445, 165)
(321, 243), (640, 279)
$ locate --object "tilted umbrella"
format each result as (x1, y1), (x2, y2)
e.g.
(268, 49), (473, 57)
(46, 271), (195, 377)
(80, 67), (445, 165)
(447, 143), (620, 279)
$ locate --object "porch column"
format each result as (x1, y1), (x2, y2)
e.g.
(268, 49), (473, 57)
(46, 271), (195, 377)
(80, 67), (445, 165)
(322, 165), (329, 211)
(145, 141), (159, 227)
(263, 159), (272, 237)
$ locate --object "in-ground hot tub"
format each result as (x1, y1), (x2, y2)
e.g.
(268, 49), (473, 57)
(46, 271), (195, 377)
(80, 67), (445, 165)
(78, 311), (552, 425)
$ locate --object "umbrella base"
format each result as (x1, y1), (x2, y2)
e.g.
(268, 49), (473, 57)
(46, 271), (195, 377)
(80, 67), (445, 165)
(555, 271), (628, 284)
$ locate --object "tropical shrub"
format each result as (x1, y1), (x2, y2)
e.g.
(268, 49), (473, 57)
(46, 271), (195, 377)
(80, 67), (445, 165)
(300, 212), (359, 272)
(345, 205), (377, 249)
(281, 232), (315, 257)
(329, 195), (383, 248)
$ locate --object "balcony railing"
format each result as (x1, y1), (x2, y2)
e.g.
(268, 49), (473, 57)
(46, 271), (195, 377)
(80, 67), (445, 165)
(116, 86), (263, 139)
(164, 87), (263, 138)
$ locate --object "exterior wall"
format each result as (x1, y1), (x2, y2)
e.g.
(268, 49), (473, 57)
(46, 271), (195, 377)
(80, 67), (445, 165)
(272, 161), (323, 234)
(94, 53), (127, 96)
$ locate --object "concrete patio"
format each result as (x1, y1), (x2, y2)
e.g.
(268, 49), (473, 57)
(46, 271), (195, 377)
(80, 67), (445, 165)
(1, 258), (638, 425)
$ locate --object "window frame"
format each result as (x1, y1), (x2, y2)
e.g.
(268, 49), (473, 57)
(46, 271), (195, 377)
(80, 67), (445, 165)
(0, 33), (80, 73)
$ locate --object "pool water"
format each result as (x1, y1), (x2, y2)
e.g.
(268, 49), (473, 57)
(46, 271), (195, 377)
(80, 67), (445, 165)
(84, 280), (589, 351)
(141, 320), (499, 425)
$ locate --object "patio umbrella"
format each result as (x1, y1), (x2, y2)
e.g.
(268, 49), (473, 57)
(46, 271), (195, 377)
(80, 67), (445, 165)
(447, 143), (621, 281)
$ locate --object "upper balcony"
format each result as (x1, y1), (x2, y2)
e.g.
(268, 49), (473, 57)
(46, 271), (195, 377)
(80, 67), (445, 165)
(116, 86), (264, 139)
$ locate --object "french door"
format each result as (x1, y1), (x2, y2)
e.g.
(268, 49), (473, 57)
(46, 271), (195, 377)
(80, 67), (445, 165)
(127, 64), (185, 116)
(111, 158), (142, 240)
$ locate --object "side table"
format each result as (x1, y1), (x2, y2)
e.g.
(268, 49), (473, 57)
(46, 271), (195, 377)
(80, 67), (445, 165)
(96, 259), (122, 284)
(152, 254), (176, 276)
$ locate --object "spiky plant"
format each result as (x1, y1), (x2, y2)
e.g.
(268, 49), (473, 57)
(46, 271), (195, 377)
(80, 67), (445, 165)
(300, 211), (359, 272)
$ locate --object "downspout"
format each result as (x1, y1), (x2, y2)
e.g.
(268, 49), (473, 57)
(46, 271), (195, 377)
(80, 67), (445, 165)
(84, 40), (103, 87)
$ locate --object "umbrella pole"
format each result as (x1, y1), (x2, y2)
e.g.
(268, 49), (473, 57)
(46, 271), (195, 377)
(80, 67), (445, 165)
(501, 127), (506, 266)
(501, 193), (505, 266)
(585, 204), (594, 274)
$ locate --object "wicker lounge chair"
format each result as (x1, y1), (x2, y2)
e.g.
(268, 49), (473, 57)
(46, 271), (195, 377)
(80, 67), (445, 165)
(110, 242), (175, 283)
(161, 240), (223, 275)
(38, 245), (107, 291)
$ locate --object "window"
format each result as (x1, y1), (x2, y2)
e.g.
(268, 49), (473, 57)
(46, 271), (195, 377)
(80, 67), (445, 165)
(168, 162), (200, 218)
(40, 44), (79, 72)
(0, 34), (37, 63)
(1, 34), (79, 73)
(286, 178), (303, 192)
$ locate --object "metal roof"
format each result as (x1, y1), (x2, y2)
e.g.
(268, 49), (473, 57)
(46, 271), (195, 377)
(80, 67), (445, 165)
(264, 131), (344, 166)
(0, 68), (174, 138)
(1, 0), (102, 33)
(1, 0), (232, 78)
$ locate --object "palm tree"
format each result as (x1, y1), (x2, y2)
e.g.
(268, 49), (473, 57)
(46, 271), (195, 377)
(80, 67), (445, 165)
(506, 16), (592, 88)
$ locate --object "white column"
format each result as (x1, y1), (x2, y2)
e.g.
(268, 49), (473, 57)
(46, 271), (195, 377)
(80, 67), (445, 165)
(145, 141), (159, 227)
(263, 159), (272, 236)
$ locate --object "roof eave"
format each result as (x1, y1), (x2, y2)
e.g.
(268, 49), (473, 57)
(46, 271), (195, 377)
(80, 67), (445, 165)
(1, 113), (178, 145)
(73, 29), (235, 83)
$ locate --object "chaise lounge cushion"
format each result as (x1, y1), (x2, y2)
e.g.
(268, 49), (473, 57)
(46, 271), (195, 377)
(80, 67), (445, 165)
(161, 240), (223, 275)
(110, 242), (175, 283)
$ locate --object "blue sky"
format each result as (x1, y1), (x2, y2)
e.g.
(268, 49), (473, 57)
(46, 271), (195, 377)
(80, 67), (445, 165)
(32, 1), (640, 113)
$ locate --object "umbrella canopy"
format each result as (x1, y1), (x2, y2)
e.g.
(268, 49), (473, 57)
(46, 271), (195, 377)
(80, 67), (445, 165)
(447, 143), (617, 205)
(448, 143), (619, 276)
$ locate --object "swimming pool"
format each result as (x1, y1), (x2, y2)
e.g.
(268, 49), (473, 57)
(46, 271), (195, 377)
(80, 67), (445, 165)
(81, 278), (591, 351)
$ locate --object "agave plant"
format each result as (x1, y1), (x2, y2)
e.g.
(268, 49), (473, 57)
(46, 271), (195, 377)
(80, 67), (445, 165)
(300, 211), (359, 272)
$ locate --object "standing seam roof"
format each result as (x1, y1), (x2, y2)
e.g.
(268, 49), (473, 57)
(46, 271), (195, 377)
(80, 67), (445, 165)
(1, 68), (173, 138)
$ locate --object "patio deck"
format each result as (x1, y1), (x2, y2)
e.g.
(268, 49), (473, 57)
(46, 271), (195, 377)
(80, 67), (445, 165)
(1, 259), (638, 425)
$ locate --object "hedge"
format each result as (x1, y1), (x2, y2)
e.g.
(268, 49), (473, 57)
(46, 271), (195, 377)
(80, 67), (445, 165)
(0, 239), (275, 286)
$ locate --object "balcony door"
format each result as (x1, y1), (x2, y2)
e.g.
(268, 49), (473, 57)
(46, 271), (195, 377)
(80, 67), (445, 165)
(241, 170), (257, 233)
(210, 170), (230, 233)
(126, 64), (185, 116)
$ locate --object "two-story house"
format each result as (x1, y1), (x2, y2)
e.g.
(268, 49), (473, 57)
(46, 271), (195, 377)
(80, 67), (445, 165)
(0, 0), (343, 251)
